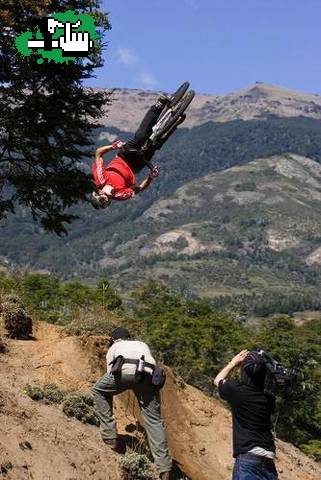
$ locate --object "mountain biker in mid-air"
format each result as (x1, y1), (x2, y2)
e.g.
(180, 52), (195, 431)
(91, 82), (194, 209)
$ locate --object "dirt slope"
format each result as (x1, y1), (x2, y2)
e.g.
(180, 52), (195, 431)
(1, 322), (320, 480)
(0, 324), (120, 480)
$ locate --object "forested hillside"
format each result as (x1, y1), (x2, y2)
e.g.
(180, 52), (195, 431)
(2, 116), (321, 307)
(101, 153), (321, 317)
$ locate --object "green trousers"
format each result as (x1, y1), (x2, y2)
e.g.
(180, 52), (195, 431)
(92, 372), (172, 474)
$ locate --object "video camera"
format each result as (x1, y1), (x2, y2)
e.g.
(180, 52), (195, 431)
(255, 348), (295, 396)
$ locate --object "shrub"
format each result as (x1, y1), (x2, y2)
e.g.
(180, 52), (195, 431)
(43, 384), (64, 403)
(97, 280), (123, 310)
(300, 440), (321, 462)
(0, 294), (23, 310)
(25, 384), (99, 425)
(25, 384), (44, 401)
(119, 453), (156, 480)
(62, 392), (98, 425)
(1, 296), (32, 339)
(65, 314), (114, 336)
(25, 383), (64, 403)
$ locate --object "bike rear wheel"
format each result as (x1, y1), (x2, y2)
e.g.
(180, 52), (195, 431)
(153, 114), (186, 150)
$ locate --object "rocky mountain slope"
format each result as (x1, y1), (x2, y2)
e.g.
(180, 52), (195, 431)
(103, 83), (321, 132)
(0, 321), (320, 480)
(96, 153), (321, 297)
(2, 151), (321, 303)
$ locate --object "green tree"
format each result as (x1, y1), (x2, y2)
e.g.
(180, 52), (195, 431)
(0, 1), (111, 233)
(255, 317), (321, 451)
(97, 279), (123, 310)
(132, 280), (249, 389)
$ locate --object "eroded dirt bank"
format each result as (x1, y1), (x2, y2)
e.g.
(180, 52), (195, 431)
(0, 322), (320, 480)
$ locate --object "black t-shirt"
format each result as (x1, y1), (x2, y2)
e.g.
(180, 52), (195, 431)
(218, 379), (276, 457)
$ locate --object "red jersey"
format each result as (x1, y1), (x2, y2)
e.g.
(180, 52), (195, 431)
(92, 155), (137, 201)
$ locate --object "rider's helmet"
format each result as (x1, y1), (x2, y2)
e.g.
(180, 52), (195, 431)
(91, 191), (112, 209)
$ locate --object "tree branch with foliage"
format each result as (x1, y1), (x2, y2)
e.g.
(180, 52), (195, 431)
(0, 0), (111, 233)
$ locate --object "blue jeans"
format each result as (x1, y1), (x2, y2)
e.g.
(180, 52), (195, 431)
(232, 453), (278, 480)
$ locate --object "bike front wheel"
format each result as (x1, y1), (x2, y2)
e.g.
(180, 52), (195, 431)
(153, 90), (195, 140)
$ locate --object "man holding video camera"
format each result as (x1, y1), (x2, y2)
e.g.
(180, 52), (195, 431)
(214, 349), (279, 480)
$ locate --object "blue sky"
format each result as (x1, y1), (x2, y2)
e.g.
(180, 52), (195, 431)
(88, 0), (321, 95)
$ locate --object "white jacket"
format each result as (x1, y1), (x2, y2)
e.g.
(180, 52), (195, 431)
(106, 339), (156, 375)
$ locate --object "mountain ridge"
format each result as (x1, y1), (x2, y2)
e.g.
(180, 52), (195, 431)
(102, 82), (321, 132)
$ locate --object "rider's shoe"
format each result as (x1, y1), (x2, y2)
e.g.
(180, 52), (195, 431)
(103, 437), (118, 451)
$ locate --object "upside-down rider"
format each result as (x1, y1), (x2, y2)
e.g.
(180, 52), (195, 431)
(91, 94), (172, 209)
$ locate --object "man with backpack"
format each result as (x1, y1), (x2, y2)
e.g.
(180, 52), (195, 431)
(214, 349), (279, 480)
(92, 327), (172, 480)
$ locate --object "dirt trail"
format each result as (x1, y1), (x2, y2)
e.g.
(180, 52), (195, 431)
(1, 322), (321, 480)
(0, 323), (120, 480)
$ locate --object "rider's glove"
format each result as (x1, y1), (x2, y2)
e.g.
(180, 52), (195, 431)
(149, 166), (159, 178)
(111, 140), (126, 150)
